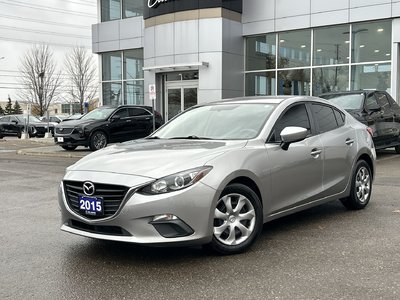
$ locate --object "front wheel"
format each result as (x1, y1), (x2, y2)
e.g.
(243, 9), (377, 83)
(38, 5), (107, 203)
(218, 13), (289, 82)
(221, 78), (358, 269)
(340, 160), (372, 210)
(210, 183), (263, 255)
(89, 131), (108, 151)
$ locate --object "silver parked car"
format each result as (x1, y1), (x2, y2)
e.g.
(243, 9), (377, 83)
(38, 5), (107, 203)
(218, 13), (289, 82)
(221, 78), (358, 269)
(59, 96), (376, 254)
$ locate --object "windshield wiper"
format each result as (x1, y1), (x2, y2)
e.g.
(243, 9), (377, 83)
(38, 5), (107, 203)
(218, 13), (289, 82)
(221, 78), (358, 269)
(169, 135), (212, 140)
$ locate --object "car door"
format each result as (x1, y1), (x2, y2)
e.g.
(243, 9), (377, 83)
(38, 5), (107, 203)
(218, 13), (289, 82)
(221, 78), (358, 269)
(309, 103), (357, 196)
(107, 108), (132, 142)
(375, 92), (397, 143)
(0, 116), (10, 134)
(364, 92), (393, 146)
(129, 107), (153, 139)
(385, 93), (400, 139)
(266, 103), (324, 214)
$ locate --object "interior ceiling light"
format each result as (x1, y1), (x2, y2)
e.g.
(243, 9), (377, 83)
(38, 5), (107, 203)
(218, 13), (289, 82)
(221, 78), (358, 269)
(377, 28), (384, 32)
(374, 50), (380, 53)
(301, 45), (306, 48)
(345, 40), (350, 44)
(279, 39), (285, 43)
(386, 53), (391, 56)
(317, 49), (322, 52)
(360, 45), (365, 48)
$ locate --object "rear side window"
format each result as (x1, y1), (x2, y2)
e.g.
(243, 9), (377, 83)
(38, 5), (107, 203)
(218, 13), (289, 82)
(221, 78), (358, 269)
(375, 92), (390, 109)
(269, 104), (311, 142)
(130, 108), (151, 116)
(311, 104), (339, 134)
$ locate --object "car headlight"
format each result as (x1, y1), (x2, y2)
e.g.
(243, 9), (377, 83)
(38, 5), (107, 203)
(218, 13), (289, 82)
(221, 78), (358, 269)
(139, 166), (213, 195)
(74, 126), (85, 136)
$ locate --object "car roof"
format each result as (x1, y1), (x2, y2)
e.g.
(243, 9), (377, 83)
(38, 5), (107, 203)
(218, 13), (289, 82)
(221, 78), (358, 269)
(200, 95), (325, 106)
(319, 90), (380, 97)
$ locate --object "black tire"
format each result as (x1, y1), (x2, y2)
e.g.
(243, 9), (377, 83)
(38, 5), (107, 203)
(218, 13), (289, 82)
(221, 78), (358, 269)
(17, 130), (22, 139)
(209, 183), (263, 255)
(340, 160), (372, 210)
(61, 145), (77, 151)
(89, 130), (108, 151)
(395, 145), (400, 154)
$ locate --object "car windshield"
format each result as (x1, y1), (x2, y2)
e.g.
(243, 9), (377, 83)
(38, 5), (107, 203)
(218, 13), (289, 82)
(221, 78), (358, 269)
(321, 94), (364, 110)
(154, 103), (277, 140)
(80, 108), (115, 120)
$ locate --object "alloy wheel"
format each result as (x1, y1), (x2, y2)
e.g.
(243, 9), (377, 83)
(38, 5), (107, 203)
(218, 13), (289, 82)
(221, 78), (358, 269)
(93, 132), (107, 149)
(355, 166), (370, 203)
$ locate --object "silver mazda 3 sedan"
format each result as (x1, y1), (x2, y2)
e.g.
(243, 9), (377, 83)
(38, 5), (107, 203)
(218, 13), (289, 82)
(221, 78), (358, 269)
(59, 96), (376, 254)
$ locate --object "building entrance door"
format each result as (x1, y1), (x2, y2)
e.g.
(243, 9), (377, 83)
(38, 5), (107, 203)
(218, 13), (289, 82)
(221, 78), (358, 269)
(165, 80), (198, 121)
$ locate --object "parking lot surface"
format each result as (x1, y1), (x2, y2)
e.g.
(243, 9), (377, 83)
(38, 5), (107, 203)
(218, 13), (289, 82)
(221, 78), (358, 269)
(0, 141), (399, 299)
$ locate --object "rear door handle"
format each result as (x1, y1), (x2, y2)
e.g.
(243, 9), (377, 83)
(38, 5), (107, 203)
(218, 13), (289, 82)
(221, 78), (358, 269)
(345, 138), (354, 146)
(310, 148), (322, 158)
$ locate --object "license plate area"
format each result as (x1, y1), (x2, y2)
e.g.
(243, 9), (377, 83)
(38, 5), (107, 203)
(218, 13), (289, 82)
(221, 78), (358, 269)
(78, 196), (104, 216)
(57, 137), (64, 142)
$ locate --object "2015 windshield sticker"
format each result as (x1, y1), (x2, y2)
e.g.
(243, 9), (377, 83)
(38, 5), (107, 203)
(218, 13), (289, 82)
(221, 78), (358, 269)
(148, 0), (168, 8)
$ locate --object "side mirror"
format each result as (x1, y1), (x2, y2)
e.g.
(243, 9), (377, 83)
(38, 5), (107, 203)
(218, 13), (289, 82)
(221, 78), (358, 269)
(111, 114), (120, 122)
(12, 120), (18, 124)
(280, 126), (308, 151)
(366, 103), (381, 114)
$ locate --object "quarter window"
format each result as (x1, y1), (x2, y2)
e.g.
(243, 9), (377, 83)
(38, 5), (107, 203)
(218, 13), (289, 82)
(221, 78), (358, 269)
(130, 108), (150, 116)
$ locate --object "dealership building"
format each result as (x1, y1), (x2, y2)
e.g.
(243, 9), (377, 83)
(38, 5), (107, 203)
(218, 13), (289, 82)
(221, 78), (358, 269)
(93, 0), (400, 120)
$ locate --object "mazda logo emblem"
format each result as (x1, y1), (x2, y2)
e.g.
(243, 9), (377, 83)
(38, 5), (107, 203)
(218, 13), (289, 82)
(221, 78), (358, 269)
(83, 182), (95, 196)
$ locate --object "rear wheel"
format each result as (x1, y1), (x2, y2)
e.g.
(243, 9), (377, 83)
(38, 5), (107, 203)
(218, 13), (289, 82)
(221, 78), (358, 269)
(340, 160), (372, 210)
(61, 145), (77, 151)
(210, 183), (263, 255)
(89, 131), (107, 151)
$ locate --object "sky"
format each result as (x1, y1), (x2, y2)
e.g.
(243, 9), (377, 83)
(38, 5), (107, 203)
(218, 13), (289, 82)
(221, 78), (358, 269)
(0, 0), (98, 102)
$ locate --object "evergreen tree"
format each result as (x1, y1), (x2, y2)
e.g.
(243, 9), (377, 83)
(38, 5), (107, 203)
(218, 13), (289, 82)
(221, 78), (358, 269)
(0, 105), (4, 115)
(12, 100), (22, 114)
(4, 96), (13, 114)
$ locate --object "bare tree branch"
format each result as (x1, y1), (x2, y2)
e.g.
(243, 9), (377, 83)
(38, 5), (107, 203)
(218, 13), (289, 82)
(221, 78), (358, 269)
(17, 44), (62, 116)
(64, 46), (98, 114)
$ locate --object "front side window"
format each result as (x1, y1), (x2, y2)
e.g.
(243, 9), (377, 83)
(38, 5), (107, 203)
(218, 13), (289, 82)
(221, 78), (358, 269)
(365, 94), (379, 110)
(269, 104), (311, 142)
(375, 92), (390, 109)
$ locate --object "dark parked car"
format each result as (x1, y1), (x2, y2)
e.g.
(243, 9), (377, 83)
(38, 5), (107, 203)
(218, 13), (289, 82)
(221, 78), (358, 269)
(41, 115), (66, 123)
(320, 90), (400, 153)
(0, 114), (53, 138)
(54, 105), (164, 151)
(62, 114), (84, 122)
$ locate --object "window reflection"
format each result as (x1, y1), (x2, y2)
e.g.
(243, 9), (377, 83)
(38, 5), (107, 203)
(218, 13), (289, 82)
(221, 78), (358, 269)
(102, 52), (122, 81)
(351, 63), (391, 92)
(351, 20), (391, 63)
(246, 34), (276, 71)
(245, 72), (276, 96)
(278, 69), (310, 96)
(278, 30), (311, 68)
(123, 0), (143, 18)
(103, 82), (122, 106)
(123, 49), (143, 80)
(313, 25), (349, 65)
(124, 81), (144, 105)
(101, 0), (121, 22)
(313, 66), (349, 96)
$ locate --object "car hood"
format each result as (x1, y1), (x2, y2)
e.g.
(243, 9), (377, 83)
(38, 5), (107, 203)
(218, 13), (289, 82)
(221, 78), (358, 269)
(57, 119), (101, 127)
(68, 139), (247, 179)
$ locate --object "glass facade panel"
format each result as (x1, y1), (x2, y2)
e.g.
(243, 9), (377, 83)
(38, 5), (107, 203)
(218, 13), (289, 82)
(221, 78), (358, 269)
(245, 20), (392, 97)
(123, 49), (143, 80)
(245, 72), (276, 96)
(352, 20), (391, 63)
(278, 69), (310, 96)
(351, 63), (391, 92)
(103, 82), (122, 106)
(279, 29), (311, 68)
(313, 25), (349, 66)
(102, 52), (122, 81)
(124, 81), (144, 105)
(312, 66), (349, 96)
(246, 34), (276, 71)
(123, 0), (143, 18)
(101, 0), (121, 22)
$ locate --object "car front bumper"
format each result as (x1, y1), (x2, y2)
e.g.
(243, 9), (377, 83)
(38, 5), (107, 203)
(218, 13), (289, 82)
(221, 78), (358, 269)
(54, 133), (89, 147)
(59, 171), (218, 246)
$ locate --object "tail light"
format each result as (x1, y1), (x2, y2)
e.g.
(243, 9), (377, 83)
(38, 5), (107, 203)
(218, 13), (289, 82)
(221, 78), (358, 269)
(154, 111), (162, 117)
(366, 127), (373, 137)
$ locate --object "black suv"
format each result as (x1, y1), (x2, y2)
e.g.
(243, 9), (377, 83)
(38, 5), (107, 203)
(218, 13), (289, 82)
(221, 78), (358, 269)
(54, 105), (163, 151)
(319, 90), (400, 153)
(0, 114), (53, 138)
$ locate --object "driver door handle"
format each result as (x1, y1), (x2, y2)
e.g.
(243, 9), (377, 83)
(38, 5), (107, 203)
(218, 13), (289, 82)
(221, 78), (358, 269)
(345, 138), (354, 146)
(310, 148), (322, 158)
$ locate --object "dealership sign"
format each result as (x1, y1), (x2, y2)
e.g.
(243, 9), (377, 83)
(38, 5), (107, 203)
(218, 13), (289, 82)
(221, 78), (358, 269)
(148, 0), (168, 8)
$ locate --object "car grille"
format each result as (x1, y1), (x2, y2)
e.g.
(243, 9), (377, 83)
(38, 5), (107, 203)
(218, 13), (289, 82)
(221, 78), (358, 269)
(68, 219), (131, 236)
(63, 180), (130, 219)
(56, 127), (74, 134)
